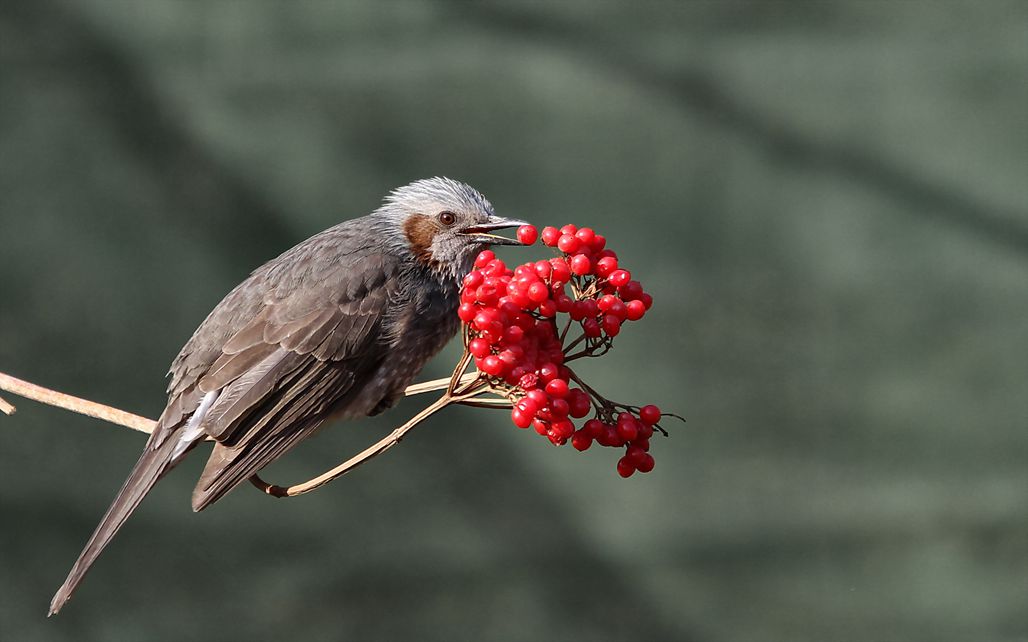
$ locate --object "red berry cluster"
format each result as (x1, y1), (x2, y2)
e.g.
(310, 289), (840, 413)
(457, 224), (666, 478)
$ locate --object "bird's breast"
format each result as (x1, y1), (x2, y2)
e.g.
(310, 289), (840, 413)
(345, 277), (462, 418)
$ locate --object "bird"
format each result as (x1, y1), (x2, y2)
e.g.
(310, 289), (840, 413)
(49, 177), (525, 615)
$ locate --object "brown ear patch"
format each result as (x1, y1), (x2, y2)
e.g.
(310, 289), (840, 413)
(403, 214), (440, 265)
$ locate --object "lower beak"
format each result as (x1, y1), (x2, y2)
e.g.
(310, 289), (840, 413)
(462, 215), (529, 246)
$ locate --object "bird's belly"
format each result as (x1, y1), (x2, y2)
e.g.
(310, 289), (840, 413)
(344, 306), (460, 419)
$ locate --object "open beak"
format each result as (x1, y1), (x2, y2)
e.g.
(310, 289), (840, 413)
(461, 215), (529, 246)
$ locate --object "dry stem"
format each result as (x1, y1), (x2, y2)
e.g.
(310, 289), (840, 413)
(0, 366), (498, 498)
(0, 372), (155, 433)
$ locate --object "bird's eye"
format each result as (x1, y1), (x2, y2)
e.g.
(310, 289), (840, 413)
(438, 211), (457, 226)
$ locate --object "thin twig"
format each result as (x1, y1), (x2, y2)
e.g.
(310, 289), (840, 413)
(0, 366), (494, 499)
(0, 371), (156, 433)
(562, 332), (588, 355)
(249, 391), (456, 497)
(405, 373), (477, 396)
(456, 398), (513, 409)
(246, 354), (506, 498)
(0, 370), (465, 433)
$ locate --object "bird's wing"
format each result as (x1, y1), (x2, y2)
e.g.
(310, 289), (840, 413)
(179, 248), (401, 511)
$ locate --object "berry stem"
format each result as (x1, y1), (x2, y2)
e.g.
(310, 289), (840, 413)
(562, 332), (588, 355)
(559, 316), (574, 344)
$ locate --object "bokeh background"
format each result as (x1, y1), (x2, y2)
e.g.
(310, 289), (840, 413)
(1, 1), (1026, 641)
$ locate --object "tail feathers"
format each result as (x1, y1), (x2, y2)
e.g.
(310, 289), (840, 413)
(49, 436), (181, 616)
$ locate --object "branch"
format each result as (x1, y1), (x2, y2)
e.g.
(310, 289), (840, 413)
(247, 360), (502, 497)
(249, 392), (454, 497)
(0, 367), (497, 498)
(0, 371), (155, 433)
(0, 370), (473, 431)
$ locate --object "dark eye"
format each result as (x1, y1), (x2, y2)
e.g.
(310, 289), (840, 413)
(438, 211), (457, 226)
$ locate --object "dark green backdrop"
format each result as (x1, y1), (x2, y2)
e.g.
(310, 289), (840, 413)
(1, 2), (1025, 641)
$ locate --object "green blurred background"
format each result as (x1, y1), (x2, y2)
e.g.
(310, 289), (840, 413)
(1, 1), (1026, 641)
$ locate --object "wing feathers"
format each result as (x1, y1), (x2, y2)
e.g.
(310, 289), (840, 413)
(191, 359), (366, 510)
(160, 245), (398, 511)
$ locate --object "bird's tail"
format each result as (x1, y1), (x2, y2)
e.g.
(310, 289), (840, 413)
(48, 435), (182, 616)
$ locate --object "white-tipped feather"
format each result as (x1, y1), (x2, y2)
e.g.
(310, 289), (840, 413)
(172, 390), (218, 461)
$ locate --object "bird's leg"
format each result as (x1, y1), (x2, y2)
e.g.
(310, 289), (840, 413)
(249, 388), (460, 498)
(248, 358), (510, 499)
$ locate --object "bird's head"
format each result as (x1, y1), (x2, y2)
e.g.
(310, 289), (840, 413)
(375, 177), (526, 281)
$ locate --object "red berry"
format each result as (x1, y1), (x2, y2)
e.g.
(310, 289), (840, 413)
(608, 269), (631, 288)
(468, 338), (491, 358)
(526, 281), (549, 303)
(617, 416), (639, 442)
(637, 453), (655, 473)
(474, 250), (495, 268)
(554, 293), (574, 313)
(625, 300), (646, 321)
(557, 234), (581, 254)
(620, 280), (644, 301)
(639, 292), (653, 310)
(595, 256), (618, 278)
(516, 397), (539, 416)
(639, 404), (662, 425)
(616, 457), (635, 478)
(549, 259), (571, 284)
(545, 378), (569, 398)
(590, 234), (606, 251)
(538, 363), (559, 382)
(597, 294), (620, 312)
(527, 389), (548, 407)
(571, 430), (592, 451)
(601, 425), (624, 447)
(458, 302), (477, 322)
(511, 408), (533, 428)
(567, 389), (591, 418)
(541, 226), (561, 246)
(518, 373), (539, 391)
(497, 349), (519, 368)
(463, 271), (484, 290)
(485, 259), (507, 277)
(559, 224), (578, 236)
(583, 419), (604, 439)
(607, 300), (627, 321)
(602, 314), (621, 337)
(475, 284), (498, 306)
(532, 418), (549, 435)
(582, 317), (601, 337)
(549, 398), (570, 418)
(552, 419), (575, 439)
(517, 225), (538, 245)
(568, 300), (587, 321)
(574, 227), (595, 246)
(570, 254), (591, 275)
(626, 445), (647, 468)
(533, 260), (551, 279)
(504, 325), (525, 344)
(480, 355), (506, 376)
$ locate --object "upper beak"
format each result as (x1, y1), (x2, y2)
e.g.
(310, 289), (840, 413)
(461, 215), (529, 246)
